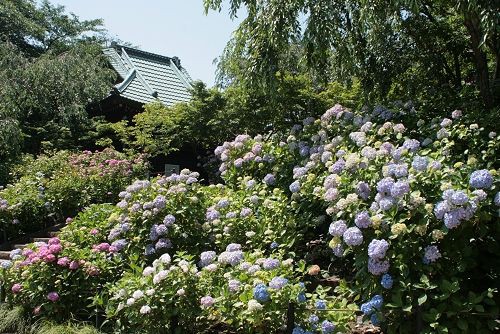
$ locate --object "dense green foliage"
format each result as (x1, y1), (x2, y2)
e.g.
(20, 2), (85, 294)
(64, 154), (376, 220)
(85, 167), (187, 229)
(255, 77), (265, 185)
(0, 0), (115, 184)
(95, 77), (363, 159)
(0, 149), (148, 241)
(204, 0), (499, 110)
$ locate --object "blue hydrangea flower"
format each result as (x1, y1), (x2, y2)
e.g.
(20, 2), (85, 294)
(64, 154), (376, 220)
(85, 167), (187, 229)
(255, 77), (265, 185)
(297, 291), (306, 303)
(289, 181), (301, 193)
(381, 273), (393, 289)
(155, 224), (168, 236)
(263, 174), (276, 185)
(144, 244), (156, 256)
(371, 295), (384, 309)
(494, 192), (500, 207)
(469, 169), (493, 189)
(370, 313), (380, 326)
(315, 299), (327, 310)
(444, 209), (462, 229)
(199, 251), (217, 267)
(309, 314), (319, 323)
(434, 201), (450, 220)
(270, 242), (279, 249)
(321, 320), (336, 333)
(451, 190), (468, 206)
(253, 283), (270, 302)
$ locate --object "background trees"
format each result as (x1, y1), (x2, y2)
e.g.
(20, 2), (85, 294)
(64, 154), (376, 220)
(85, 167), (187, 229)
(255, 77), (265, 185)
(0, 0), (114, 183)
(204, 0), (499, 110)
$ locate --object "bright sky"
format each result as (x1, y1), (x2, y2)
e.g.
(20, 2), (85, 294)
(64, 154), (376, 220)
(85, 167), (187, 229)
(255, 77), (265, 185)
(49, 0), (244, 86)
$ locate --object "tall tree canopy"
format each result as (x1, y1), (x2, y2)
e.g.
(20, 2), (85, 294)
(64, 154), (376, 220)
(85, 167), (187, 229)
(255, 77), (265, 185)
(205, 0), (499, 109)
(0, 0), (114, 169)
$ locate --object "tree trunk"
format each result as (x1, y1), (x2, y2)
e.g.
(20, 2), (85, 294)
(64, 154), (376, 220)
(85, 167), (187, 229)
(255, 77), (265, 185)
(464, 12), (493, 109)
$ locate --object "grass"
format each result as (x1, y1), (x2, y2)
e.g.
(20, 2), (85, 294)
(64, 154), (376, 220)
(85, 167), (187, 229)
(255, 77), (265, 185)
(0, 304), (103, 334)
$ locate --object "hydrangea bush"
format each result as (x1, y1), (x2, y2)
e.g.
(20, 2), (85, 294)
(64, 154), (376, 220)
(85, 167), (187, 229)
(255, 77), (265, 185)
(0, 104), (498, 333)
(0, 149), (148, 241)
(216, 104), (500, 332)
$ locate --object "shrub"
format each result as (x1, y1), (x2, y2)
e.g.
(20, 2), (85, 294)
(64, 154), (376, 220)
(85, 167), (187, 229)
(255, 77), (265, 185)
(0, 149), (148, 241)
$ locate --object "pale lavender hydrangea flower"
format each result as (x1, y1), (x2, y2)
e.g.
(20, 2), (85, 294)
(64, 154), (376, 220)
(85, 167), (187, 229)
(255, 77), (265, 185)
(269, 276), (288, 289)
(368, 239), (389, 260)
(469, 170), (493, 189)
(423, 245), (441, 263)
(343, 227), (363, 246)
(329, 220), (347, 236)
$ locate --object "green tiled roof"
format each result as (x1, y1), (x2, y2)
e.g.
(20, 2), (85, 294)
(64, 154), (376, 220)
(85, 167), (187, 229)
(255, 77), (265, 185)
(103, 44), (193, 106)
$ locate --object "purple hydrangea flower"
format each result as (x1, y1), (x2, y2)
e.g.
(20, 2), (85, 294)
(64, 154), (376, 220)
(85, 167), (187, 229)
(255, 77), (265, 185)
(356, 182), (371, 200)
(423, 245), (441, 263)
(355, 211), (372, 229)
(412, 155), (428, 172)
(368, 258), (390, 275)
(330, 159), (345, 174)
(390, 181), (410, 198)
(403, 139), (420, 152)
(377, 177), (395, 195)
(199, 251), (217, 267)
(228, 279), (241, 293)
(163, 214), (176, 226)
(200, 296), (215, 308)
(240, 207), (253, 217)
(206, 209), (220, 221)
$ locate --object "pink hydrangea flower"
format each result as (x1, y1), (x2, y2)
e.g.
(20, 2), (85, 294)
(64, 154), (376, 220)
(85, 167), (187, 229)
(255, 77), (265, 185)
(90, 229), (99, 235)
(57, 257), (70, 267)
(49, 244), (62, 254)
(48, 237), (60, 245)
(69, 260), (79, 270)
(11, 283), (22, 294)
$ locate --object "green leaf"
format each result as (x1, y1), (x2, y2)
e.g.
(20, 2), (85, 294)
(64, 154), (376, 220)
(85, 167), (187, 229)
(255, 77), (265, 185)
(418, 294), (427, 305)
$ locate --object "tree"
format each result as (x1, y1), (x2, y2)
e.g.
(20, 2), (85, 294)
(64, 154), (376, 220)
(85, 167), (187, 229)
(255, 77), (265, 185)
(0, 0), (115, 165)
(204, 0), (499, 109)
